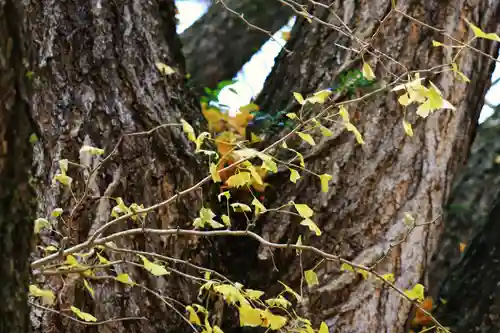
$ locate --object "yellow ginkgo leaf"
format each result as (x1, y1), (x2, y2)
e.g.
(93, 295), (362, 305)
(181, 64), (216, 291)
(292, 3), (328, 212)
(319, 322), (329, 333)
(70, 306), (97, 322)
(300, 218), (322, 236)
(186, 306), (202, 325)
(29, 285), (55, 305)
(403, 120), (413, 137)
(297, 132), (316, 146)
(319, 174), (332, 193)
(405, 283), (425, 302)
(155, 62), (176, 75)
(139, 255), (170, 276)
(465, 18), (500, 41)
(304, 269), (319, 287)
(294, 203), (314, 218)
(362, 62), (376, 80)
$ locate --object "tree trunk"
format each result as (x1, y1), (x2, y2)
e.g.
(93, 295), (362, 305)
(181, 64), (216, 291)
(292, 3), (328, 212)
(13, 1), (500, 333)
(180, 0), (292, 93)
(0, 1), (36, 332)
(435, 190), (500, 332)
(26, 1), (206, 332)
(232, 1), (497, 331)
(429, 106), (500, 298)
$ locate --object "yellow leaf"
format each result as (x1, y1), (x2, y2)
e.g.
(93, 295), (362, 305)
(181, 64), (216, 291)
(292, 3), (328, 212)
(214, 284), (247, 304)
(297, 132), (316, 146)
(451, 63), (470, 83)
(186, 306), (202, 325)
(155, 62), (176, 75)
(345, 123), (365, 144)
(80, 145), (105, 156)
(70, 306), (97, 322)
(286, 112), (297, 119)
(239, 103), (259, 113)
(195, 132), (211, 151)
(295, 235), (302, 255)
(459, 242), (466, 253)
(227, 108), (254, 136)
(293, 92), (305, 105)
(251, 198), (266, 215)
(304, 269), (319, 287)
(294, 203), (314, 218)
(282, 31), (291, 41)
(213, 325), (224, 333)
(115, 273), (135, 285)
(300, 218), (321, 236)
(29, 285), (55, 305)
(221, 215), (231, 226)
(289, 168), (301, 183)
(231, 202), (252, 212)
(245, 289), (265, 300)
(338, 105), (350, 122)
(181, 119), (196, 142)
(340, 263), (354, 272)
(261, 159), (278, 173)
(83, 279), (94, 298)
(239, 304), (262, 327)
(279, 281), (302, 301)
(465, 18), (500, 41)
(265, 295), (291, 308)
(432, 40), (444, 47)
(202, 103), (228, 133)
(404, 283), (425, 302)
(51, 208), (63, 217)
(138, 255), (170, 276)
(210, 163), (221, 182)
(403, 120), (413, 137)
(362, 62), (376, 80)
(306, 89), (333, 104)
(261, 310), (288, 330)
(319, 321), (329, 333)
(381, 273), (395, 283)
(34, 218), (51, 234)
(247, 165), (263, 185)
(319, 174), (332, 193)
(227, 172), (252, 188)
(320, 126), (333, 137)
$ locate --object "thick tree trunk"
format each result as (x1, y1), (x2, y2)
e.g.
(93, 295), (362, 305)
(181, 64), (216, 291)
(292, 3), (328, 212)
(429, 106), (500, 297)
(26, 1), (205, 332)
(214, 1), (498, 332)
(435, 191), (500, 332)
(180, 0), (292, 93)
(15, 1), (500, 333)
(0, 1), (35, 332)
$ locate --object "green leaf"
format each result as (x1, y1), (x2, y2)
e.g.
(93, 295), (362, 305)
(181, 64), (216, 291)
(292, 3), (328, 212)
(293, 203), (314, 218)
(293, 92), (305, 105)
(300, 218), (322, 236)
(210, 163), (221, 182)
(319, 174), (332, 193)
(227, 172), (252, 188)
(138, 255), (170, 276)
(70, 306), (97, 322)
(289, 168), (300, 183)
(181, 119), (196, 142)
(29, 285), (55, 305)
(297, 132), (316, 146)
(231, 203), (252, 213)
(404, 283), (425, 302)
(80, 145), (105, 156)
(29, 133), (38, 144)
(304, 269), (319, 287)
(115, 273), (136, 285)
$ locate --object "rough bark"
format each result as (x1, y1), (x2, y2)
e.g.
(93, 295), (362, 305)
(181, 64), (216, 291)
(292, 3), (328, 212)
(0, 1), (35, 332)
(180, 0), (292, 93)
(16, 1), (500, 333)
(26, 1), (205, 332)
(428, 106), (500, 297)
(209, 0), (498, 332)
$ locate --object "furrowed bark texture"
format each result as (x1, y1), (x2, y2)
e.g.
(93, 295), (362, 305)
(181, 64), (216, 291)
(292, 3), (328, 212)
(428, 107), (500, 298)
(180, 0), (292, 92)
(26, 1), (205, 332)
(204, 1), (499, 332)
(0, 1), (35, 332)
